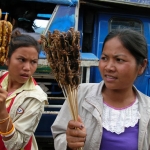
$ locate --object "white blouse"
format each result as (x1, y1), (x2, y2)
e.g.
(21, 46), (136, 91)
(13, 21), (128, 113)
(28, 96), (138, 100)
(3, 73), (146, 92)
(102, 98), (141, 134)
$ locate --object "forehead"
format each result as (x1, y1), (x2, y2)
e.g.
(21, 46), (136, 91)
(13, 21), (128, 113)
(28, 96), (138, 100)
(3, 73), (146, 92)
(102, 37), (134, 57)
(104, 37), (123, 47)
(12, 46), (38, 57)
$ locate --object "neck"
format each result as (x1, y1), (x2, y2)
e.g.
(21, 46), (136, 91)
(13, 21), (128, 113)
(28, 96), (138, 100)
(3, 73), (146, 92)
(7, 77), (23, 92)
(102, 86), (136, 108)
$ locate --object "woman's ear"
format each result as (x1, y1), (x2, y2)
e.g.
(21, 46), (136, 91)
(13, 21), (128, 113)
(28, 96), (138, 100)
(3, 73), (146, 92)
(5, 59), (9, 66)
(138, 59), (147, 75)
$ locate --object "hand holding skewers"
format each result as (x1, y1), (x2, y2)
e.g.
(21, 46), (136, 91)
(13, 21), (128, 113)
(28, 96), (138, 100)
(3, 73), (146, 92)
(66, 116), (87, 150)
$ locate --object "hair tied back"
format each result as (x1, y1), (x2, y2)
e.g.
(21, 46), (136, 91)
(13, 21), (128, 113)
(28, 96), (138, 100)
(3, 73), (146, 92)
(11, 30), (21, 39)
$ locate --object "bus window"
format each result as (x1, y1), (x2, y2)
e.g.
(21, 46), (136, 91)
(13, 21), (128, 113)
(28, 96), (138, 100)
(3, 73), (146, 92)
(109, 17), (143, 34)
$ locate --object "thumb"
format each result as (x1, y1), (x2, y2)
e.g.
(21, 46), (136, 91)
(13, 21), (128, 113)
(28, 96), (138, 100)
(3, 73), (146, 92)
(77, 115), (84, 129)
(78, 115), (83, 123)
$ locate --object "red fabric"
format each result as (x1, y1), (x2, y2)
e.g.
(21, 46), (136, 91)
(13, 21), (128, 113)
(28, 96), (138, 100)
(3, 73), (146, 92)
(0, 73), (37, 150)
(32, 77), (37, 85)
(0, 72), (9, 87)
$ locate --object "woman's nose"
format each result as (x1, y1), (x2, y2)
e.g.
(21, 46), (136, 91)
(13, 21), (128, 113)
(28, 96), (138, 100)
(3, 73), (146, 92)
(105, 60), (115, 71)
(23, 62), (30, 71)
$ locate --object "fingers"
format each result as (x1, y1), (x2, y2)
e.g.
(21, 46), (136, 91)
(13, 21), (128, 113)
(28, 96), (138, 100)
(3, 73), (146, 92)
(0, 88), (7, 97)
(66, 117), (87, 149)
(0, 87), (7, 113)
(0, 87), (7, 93)
(67, 132), (86, 149)
(78, 115), (83, 123)
(0, 88), (8, 102)
(0, 88), (8, 106)
(67, 124), (86, 137)
(67, 139), (85, 149)
(68, 119), (84, 130)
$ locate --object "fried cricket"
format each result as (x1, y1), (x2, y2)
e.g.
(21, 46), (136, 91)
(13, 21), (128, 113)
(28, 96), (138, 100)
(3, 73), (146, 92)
(0, 9), (13, 65)
(41, 27), (81, 117)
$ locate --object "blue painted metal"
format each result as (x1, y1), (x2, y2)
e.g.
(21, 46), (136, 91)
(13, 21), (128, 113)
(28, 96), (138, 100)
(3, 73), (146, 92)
(112, 0), (150, 5)
(80, 53), (99, 60)
(39, 51), (46, 59)
(78, 10), (83, 51)
(39, 52), (99, 60)
(37, 14), (52, 18)
(35, 114), (57, 137)
(22, 0), (78, 5)
(49, 5), (75, 32)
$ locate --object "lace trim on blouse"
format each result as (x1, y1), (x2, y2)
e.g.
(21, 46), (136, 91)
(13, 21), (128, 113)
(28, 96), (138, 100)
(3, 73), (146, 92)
(102, 98), (140, 134)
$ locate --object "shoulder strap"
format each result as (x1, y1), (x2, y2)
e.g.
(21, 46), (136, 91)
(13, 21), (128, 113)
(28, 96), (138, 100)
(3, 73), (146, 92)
(0, 72), (8, 87)
(32, 77), (37, 85)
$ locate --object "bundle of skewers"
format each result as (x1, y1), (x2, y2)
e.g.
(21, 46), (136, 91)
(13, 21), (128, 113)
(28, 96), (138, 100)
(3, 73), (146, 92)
(41, 27), (81, 121)
(0, 9), (13, 65)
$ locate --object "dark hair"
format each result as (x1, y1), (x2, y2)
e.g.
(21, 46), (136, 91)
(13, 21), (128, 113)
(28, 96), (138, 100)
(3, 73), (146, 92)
(8, 31), (40, 58)
(102, 29), (148, 66)
(12, 8), (37, 32)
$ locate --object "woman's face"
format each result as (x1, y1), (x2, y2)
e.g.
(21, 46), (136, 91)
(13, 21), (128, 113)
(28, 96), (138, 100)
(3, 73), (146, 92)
(99, 37), (144, 91)
(6, 46), (38, 84)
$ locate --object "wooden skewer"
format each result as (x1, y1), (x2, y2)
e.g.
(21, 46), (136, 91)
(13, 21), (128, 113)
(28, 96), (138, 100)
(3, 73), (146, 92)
(65, 85), (82, 150)
(59, 81), (67, 99)
(0, 9), (2, 20)
(12, 18), (15, 27)
(4, 12), (8, 21)
(41, 28), (82, 149)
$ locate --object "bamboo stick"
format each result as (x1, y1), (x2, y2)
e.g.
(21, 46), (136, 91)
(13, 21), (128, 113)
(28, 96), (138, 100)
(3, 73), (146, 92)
(0, 9), (2, 20)
(41, 28), (82, 149)
(4, 13), (8, 21)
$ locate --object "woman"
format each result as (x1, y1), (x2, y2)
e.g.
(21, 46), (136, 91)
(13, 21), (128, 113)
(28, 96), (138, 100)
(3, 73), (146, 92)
(0, 31), (47, 150)
(12, 7), (37, 33)
(51, 29), (150, 150)
(11, 8), (41, 41)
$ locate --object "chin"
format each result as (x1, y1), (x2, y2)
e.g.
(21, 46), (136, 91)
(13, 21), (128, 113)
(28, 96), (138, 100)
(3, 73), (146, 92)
(104, 84), (118, 90)
(18, 79), (28, 84)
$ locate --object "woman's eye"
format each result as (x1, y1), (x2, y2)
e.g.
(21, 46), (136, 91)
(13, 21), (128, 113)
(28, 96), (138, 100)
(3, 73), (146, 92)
(101, 56), (107, 61)
(116, 58), (124, 62)
(18, 58), (24, 62)
(31, 61), (37, 64)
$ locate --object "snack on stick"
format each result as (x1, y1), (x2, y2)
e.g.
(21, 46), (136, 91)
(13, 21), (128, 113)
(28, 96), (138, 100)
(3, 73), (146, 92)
(41, 27), (81, 118)
(41, 27), (82, 150)
(0, 9), (13, 65)
(41, 28), (81, 88)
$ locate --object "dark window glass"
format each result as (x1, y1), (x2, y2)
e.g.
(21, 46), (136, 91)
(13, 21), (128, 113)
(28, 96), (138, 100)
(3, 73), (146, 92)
(109, 18), (143, 34)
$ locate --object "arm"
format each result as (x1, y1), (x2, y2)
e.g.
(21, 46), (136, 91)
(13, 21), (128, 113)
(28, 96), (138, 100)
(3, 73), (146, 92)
(51, 101), (86, 150)
(51, 101), (71, 150)
(3, 98), (45, 150)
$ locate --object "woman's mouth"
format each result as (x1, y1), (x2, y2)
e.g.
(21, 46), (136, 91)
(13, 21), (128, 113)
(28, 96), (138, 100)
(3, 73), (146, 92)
(105, 75), (117, 81)
(20, 74), (29, 78)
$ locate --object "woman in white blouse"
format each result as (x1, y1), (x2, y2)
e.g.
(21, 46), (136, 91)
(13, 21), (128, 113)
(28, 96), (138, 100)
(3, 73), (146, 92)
(51, 29), (150, 150)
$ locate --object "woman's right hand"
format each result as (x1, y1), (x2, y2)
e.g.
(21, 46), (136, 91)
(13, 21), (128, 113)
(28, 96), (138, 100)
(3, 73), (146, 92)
(0, 88), (8, 113)
(66, 116), (87, 150)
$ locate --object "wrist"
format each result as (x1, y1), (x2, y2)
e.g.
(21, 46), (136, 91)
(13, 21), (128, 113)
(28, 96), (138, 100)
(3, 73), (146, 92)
(0, 108), (8, 119)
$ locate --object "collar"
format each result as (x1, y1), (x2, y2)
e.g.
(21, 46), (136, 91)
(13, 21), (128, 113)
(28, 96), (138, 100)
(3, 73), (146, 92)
(81, 81), (150, 120)
(0, 73), (36, 100)
(81, 81), (105, 117)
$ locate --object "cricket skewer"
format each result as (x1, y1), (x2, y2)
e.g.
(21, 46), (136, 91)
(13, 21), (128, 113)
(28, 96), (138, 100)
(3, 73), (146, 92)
(0, 9), (13, 66)
(41, 28), (82, 150)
